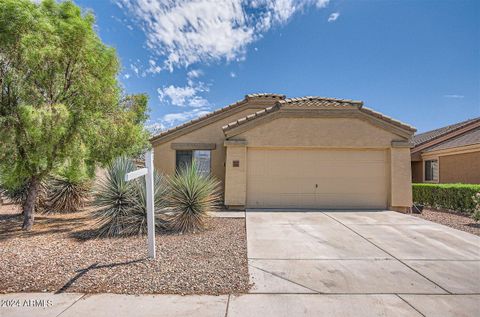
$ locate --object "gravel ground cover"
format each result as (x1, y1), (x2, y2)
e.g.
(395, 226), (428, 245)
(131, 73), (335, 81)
(413, 208), (480, 236)
(0, 204), (250, 295)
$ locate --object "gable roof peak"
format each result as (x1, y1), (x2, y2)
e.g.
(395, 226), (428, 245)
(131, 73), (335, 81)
(245, 93), (286, 100)
(278, 96), (364, 107)
(223, 96), (415, 134)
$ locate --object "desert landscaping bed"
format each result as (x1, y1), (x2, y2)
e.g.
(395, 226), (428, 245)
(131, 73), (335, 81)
(0, 204), (250, 295)
(413, 208), (480, 236)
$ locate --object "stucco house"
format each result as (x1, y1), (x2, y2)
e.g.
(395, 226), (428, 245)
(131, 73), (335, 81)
(151, 94), (416, 212)
(411, 118), (480, 184)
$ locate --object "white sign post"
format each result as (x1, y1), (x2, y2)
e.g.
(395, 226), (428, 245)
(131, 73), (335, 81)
(125, 150), (156, 259)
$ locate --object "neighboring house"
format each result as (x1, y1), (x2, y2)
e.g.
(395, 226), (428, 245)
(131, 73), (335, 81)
(151, 94), (416, 212)
(411, 118), (480, 184)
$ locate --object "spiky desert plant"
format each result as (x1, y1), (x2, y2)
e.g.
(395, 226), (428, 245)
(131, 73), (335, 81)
(163, 163), (221, 233)
(92, 156), (137, 237)
(127, 172), (169, 234)
(45, 176), (91, 213)
(0, 182), (29, 206)
(92, 156), (168, 237)
(0, 180), (47, 211)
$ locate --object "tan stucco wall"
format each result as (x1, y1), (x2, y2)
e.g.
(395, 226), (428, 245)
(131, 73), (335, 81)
(411, 161), (423, 183)
(235, 117), (404, 148)
(224, 116), (413, 209)
(152, 108), (267, 188)
(224, 144), (247, 206)
(390, 147), (413, 208)
(439, 151), (480, 184)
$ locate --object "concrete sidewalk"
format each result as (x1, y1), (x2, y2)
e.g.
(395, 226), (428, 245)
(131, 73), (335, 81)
(1, 292), (479, 317)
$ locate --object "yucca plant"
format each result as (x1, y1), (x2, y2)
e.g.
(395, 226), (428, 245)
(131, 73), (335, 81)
(128, 172), (169, 234)
(0, 180), (47, 212)
(92, 156), (136, 237)
(0, 182), (30, 206)
(45, 176), (91, 213)
(163, 162), (221, 233)
(92, 156), (168, 237)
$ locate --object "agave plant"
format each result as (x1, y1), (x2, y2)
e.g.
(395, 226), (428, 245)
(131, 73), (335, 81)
(92, 156), (168, 237)
(45, 176), (91, 213)
(163, 162), (221, 233)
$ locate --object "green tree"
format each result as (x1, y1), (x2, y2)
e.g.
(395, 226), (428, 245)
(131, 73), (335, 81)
(0, 0), (149, 229)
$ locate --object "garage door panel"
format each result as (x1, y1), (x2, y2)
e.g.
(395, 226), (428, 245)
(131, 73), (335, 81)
(246, 149), (388, 209)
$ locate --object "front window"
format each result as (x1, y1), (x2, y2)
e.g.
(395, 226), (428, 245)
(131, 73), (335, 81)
(425, 160), (438, 181)
(175, 150), (211, 176)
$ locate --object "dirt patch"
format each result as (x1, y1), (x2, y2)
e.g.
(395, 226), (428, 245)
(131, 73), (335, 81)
(0, 204), (250, 295)
(413, 208), (480, 236)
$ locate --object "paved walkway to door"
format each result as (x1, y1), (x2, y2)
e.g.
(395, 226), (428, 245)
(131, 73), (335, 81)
(244, 210), (480, 316)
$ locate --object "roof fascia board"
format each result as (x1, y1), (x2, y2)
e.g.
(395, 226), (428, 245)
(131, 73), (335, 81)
(421, 143), (480, 157)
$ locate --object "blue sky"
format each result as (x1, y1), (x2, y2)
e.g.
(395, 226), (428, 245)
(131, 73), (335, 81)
(75, 0), (479, 133)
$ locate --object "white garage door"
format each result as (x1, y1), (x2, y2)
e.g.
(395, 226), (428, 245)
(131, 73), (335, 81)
(246, 149), (388, 209)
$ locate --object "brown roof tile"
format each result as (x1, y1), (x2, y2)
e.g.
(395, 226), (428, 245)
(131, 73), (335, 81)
(223, 96), (416, 133)
(412, 117), (480, 146)
(423, 127), (480, 152)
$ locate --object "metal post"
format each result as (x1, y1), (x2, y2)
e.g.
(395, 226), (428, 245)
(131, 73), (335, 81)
(145, 150), (156, 259)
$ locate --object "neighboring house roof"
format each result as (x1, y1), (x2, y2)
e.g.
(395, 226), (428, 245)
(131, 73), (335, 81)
(412, 117), (480, 146)
(150, 93), (285, 144)
(222, 96), (416, 133)
(423, 127), (480, 153)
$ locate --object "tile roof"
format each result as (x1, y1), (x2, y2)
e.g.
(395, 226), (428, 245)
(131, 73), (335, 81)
(150, 93), (285, 142)
(246, 93), (286, 99)
(222, 105), (279, 131)
(279, 96), (363, 107)
(423, 127), (480, 152)
(412, 117), (480, 146)
(222, 96), (416, 132)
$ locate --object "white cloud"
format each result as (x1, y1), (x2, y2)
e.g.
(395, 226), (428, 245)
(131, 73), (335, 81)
(147, 59), (162, 74)
(157, 81), (209, 107)
(130, 63), (139, 75)
(443, 94), (465, 99)
(230, 72), (237, 78)
(123, 73), (130, 79)
(328, 12), (340, 22)
(116, 0), (330, 70)
(316, 0), (330, 8)
(160, 108), (212, 128)
(187, 69), (203, 79)
(145, 121), (166, 134)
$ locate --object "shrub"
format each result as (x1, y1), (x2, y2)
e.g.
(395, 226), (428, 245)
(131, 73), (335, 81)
(473, 193), (480, 222)
(163, 163), (221, 233)
(412, 183), (480, 214)
(92, 156), (167, 237)
(44, 176), (91, 213)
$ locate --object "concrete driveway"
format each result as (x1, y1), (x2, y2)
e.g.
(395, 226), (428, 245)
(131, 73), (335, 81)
(234, 210), (480, 317)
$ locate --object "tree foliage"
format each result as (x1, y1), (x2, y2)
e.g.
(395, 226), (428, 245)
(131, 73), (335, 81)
(0, 0), (149, 229)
